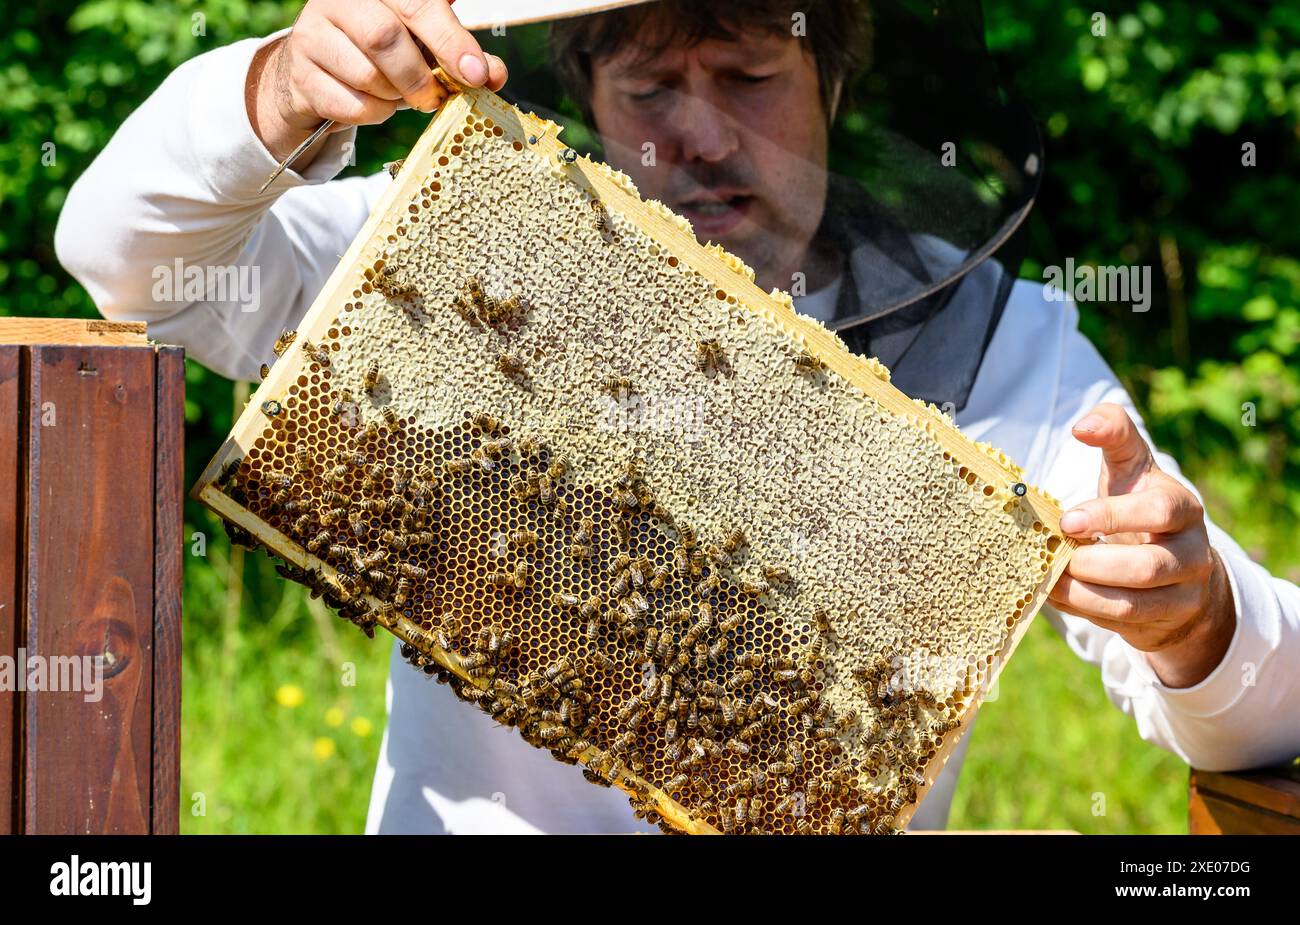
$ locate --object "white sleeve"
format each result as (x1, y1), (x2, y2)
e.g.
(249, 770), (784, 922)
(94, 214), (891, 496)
(1035, 298), (1300, 772)
(54, 31), (390, 382)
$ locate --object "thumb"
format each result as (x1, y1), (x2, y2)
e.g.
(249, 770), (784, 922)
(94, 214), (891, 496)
(1071, 402), (1155, 492)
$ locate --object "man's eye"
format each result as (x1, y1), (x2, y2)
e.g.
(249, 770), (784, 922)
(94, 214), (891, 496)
(629, 87), (665, 102)
(738, 73), (775, 85)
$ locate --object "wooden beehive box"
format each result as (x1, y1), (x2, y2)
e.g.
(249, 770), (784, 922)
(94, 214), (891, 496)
(1190, 764), (1300, 834)
(193, 81), (1073, 834)
(0, 318), (182, 834)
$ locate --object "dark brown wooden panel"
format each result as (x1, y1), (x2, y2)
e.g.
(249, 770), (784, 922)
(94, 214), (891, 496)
(151, 346), (184, 834)
(23, 345), (155, 834)
(1190, 789), (1300, 835)
(0, 345), (21, 834)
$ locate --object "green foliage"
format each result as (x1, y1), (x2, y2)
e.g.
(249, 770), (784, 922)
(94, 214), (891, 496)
(2, 0), (1294, 832)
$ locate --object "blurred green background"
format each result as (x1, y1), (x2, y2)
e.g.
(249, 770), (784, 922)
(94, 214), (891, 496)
(1, 0), (1296, 833)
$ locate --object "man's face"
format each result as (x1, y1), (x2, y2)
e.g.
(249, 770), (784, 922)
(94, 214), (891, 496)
(588, 25), (831, 292)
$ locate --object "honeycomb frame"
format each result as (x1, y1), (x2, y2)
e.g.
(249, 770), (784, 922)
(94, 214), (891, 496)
(194, 79), (1076, 835)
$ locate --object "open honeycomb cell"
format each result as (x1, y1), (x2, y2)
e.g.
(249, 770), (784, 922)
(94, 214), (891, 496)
(195, 77), (1074, 835)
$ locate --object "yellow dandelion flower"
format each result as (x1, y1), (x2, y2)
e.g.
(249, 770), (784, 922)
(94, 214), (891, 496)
(312, 737), (336, 760)
(275, 684), (305, 708)
(324, 706), (345, 728)
(350, 717), (374, 738)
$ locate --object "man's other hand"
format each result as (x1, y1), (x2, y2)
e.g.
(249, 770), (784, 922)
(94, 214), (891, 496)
(1049, 402), (1238, 688)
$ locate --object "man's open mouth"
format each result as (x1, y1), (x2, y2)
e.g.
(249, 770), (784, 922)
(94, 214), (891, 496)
(677, 193), (754, 233)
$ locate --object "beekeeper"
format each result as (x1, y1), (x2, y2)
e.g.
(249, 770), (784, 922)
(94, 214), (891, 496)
(56, 0), (1300, 833)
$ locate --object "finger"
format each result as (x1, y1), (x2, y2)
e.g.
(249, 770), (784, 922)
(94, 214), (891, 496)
(1071, 402), (1155, 488)
(304, 21), (405, 101)
(1059, 480), (1204, 538)
(1064, 532), (1213, 590)
(331, 0), (445, 111)
(383, 0), (491, 88)
(293, 64), (401, 127)
(484, 52), (509, 92)
(1048, 573), (1199, 625)
(1048, 601), (1154, 646)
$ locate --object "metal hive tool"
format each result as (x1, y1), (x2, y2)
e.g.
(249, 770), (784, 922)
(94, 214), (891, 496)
(194, 78), (1075, 835)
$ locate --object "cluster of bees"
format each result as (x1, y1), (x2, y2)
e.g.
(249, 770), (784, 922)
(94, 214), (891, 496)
(222, 389), (960, 833)
(450, 275), (526, 329)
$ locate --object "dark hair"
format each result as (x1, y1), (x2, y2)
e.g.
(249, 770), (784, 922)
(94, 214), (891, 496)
(547, 0), (871, 123)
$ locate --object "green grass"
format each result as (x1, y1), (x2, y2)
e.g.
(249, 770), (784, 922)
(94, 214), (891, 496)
(950, 616), (1189, 833)
(180, 541), (391, 834)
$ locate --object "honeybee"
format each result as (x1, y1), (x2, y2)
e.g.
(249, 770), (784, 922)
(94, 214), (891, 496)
(510, 528), (539, 549)
(451, 293), (477, 323)
(327, 463), (349, 485)
(602, 374), (633, 396)
(466, 275), (486, 306)
(497, 294), (522, 320)
(362, 360), (381, 394)
(740, 578), (770, 596)
(380, 407), (400, 432)
(813, 610), (834, 635)
(258, 363), (270, 380)
(512, 561), (531, 590)
(546, 454), (570, 480)
(293, 513), (314, 535)
(794, 349), (825, 375)
(695, 337), (724, 374)
(384, 158), (405, 178)
(374, 265), (415, 299)
(470, 412), (500, 433)
(306, 530), (331, 553)
(394, 577), (412, 604)
(725, 669), (754, 690)
(398, 562), (426, 580)
(445, 457), (473, 476)
(762, 564), (792, 585)
(272, 329), (297, 356)
(568, 542), (593, 561)
(469, 447), (496, 472)
(537, 473), (555, 505)
(516, 435), (540, 458)
(590, 198), (608, 230)
(722, 527), (747, 553)
(496, 352), (525, 375)
(368, 601), (400, 630)
(702, 544), (730, 570)
(301, 339), (331, 366)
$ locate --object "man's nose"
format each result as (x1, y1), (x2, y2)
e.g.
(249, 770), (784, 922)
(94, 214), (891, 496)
(677, 92), (740, 163)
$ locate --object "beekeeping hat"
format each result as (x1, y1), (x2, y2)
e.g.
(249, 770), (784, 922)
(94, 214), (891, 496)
(456, 0), (1042, 411)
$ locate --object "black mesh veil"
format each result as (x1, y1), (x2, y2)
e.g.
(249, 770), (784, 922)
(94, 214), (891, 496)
(473, 0), (1042, 410)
